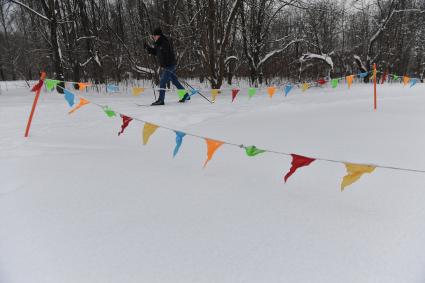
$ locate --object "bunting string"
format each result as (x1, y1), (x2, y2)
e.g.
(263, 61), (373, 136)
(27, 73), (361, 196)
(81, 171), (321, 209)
(48, 81), (425, 190)
(45, 70), (421, 104)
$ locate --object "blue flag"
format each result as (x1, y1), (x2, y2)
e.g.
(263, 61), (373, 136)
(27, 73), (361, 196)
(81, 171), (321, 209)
(63, 89), (75, 107)
(173, 131), (186, 157)
(107, 84), (119, 92)
(410, 78), (418, 88)
(359, 72), (369, 78)
(189, 89), (200, 97)
(284, 84), (293, 96)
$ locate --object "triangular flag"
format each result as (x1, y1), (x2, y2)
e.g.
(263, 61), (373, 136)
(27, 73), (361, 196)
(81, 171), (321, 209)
(132, 87), (145, 96)
(331, 78), (339, 88)
(107, 84), (119, 92)
(173, 131), (186, 157)
(40, 72), (46, 80)
(359, 72), (368, 78)
(103, 106), (116, 117)
(231, 89), (240, 102)
(302, 83), (310, 92)
(381, 70), (387, 84)
(69, 98), (90, 114)
(267, 86), (276, 98)
(31, 80), (44, 92)
(248, 87), (256, 98)
(142, 122), (159, 145)
(45, 79), (60, 91)
(341, 163), (376, 191)
(402, 76), (410, 86)
(63, 89), (75, 107)
(177, 89), (187, 99)
(245, 145), (265, 157)
(284, 84), (293, 96)
(118, 115), (133, 136)
(190, 89), (199, 97)
(393, 75), (399, 81)
(410, 78), (417, 88)
(284, 154), (315, 183)
(78, 82), (91, 90)
(204, 139), (224, 167)
(317, 79), (327, 85)
(211, 89), (219, 102)
(346, 75), (354, 88)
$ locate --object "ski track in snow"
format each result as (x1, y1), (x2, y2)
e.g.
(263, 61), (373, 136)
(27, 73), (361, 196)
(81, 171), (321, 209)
(1, 83), (425, 283)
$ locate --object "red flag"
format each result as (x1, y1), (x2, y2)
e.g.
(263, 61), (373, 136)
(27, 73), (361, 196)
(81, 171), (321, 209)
(381, 70), (387, 84)
(31, 80), (44, 92)
(317, 79), (327, 85)
(284, 154), (315, 182)
(231, 89), (240, 102)
(118, 115), (133, 136)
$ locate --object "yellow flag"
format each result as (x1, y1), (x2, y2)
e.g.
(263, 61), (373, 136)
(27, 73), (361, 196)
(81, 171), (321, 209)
(302, 83), (310, 92)
(341, 163), (376, 191)
(142, 123), (159, 145)
(132, 87), (145, 96)
(346, 75), (354, 88)
(69, 97), (90, 114)
(211, 89), (219, 102)
(402, 76), (410, 86)
(267, 86), (276, 98)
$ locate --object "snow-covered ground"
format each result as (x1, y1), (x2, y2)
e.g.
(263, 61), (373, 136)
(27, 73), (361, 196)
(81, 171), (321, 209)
(1, 82), (425, 283)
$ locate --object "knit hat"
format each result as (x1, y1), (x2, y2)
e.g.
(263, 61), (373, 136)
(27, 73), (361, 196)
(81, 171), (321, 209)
(152, 27), (163, 36)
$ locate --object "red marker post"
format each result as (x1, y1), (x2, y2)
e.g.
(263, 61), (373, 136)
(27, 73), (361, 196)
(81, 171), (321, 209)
(24, 72), (46, 137)
(373, 63), (377, 111)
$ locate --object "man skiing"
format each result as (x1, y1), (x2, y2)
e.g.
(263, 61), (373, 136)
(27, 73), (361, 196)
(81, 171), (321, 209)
(144, 27), (189, 106)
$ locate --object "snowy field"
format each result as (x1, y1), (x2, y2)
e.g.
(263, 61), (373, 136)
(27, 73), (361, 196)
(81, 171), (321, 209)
(1, 82), (425, 283)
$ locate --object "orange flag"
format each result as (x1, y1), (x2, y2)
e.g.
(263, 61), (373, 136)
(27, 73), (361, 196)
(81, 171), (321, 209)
(341, 163), (376, 191)
(402, 76), (410, 86)
(78, 82), (91, 90)
(142, 123), (159, 145)
(204, 139), (224, 167)
(211, 89), (219, 102)
(69, 97), (90, 114)
(267, 86), (276, 98)
(132, 87), (145, 96)
(346, 75), (354, 88)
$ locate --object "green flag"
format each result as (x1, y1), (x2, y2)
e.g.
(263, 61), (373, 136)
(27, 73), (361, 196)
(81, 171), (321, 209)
(45, 79), (60, 91)
(103, 106), (116, 117)
(177, 89), (187, 99)
(245, 145), (265, 157)
(331, 78), (339, 88)
(248, 87), (256, 98)
(393, 75), (399, 80)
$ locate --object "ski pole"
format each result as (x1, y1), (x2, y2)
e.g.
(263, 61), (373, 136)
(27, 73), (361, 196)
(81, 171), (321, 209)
(161, 68), (213, 104)
(181, 80), (214, 104)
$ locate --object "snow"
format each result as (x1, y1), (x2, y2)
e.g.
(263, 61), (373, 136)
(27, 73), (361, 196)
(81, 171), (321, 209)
(1, 81), (425, 283)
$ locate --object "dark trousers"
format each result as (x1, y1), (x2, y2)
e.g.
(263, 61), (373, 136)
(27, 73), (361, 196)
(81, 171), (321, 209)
(159, 65), (185, 102)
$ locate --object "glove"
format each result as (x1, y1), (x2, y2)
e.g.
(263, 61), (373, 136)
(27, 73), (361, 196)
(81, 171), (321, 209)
(143, 42), (149, 50)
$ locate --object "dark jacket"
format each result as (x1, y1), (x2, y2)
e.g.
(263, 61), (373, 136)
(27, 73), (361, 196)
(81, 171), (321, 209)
(146, 35), (176, 68)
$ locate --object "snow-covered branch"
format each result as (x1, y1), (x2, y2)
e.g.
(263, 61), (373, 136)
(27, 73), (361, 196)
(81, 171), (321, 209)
(9, 0), (50, 22)
(257, 39), (304, 69)
(299, 52), (334, 70)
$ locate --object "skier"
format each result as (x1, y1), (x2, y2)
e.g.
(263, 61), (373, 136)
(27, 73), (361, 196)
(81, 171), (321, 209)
(144, 27), (189, 106)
